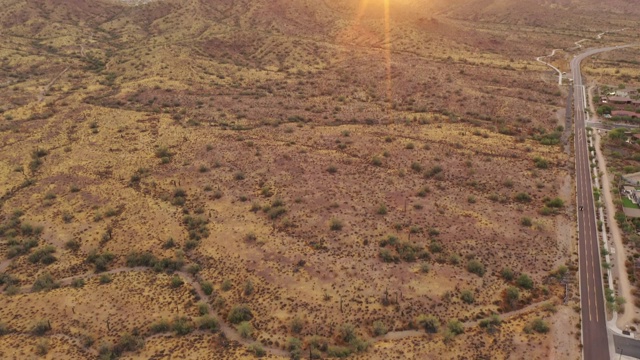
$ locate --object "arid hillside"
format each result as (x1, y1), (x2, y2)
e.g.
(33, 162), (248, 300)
(0, 0), (636, 358)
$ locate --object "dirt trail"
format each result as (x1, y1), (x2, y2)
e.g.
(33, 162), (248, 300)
(5, 262), (557, 355)
(12, 266), (289, 357)
(38, 66), (69, 102)
(593, 131), (636, 328)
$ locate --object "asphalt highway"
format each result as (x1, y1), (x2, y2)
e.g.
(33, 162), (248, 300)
(571, 45), (629, 360)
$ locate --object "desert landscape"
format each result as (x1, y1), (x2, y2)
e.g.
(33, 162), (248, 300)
(1, 0), (640, 359)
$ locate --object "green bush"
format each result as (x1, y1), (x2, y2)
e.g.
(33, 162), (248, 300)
(170, 275), (184, 288)
(150, 319), (171, 333)
(327, 346), (352, 358)
(521, 217), (532, 226)
(339, 323), (356, 342)
(250, 343), (266, 357)
(460, 290), (474, 304)
(466, 260), (485, 277)
(196, 315), (219, 332)
(447, 319), (464, 335)
(31, 320), (51, 335)
(527, 318), (549, 334)
(516, 274), (534, 289)
(27, 245), (56, 264)
(172, 316), (193, 335)
(32, 273), (59, 292)
(228, 305), (253, 324)
(416, 314), (439, 333)
(126, 251), (157, 267)
(201, 281), (214, 295)
(373, 321), (388, 336)
(514, 192), (532, 203)
(236, 321), (253, 339)
(501, 267), (514, 281)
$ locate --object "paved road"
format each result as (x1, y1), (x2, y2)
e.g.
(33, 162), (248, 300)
(571, 45), (635, 360)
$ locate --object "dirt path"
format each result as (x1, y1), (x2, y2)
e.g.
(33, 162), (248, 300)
(13, 266), (289, 357)
(6, 263), (557, 355)
(593, 131), (636, 328)
(38, 66), (69, 102)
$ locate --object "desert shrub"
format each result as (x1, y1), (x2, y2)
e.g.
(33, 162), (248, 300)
(329, 218), (343, 231)
(112, 333), (144, 356)
(525, 318), (549, 334)
(183, 215), (209, 240)
(32, 273), (59, 292)
(505, 286), (520, 307)
(545, 197), (564, 208)
(339, 323), (357, 342)
(514, 192), (532, 203)
(99, 274), (112, 284)
(429, 242), (443, 253)
(170, 275), (183, 288)
(425, 165), (443, 178)
(420, 262), (430, 273)
(236, 321), (253, 339)
(267, 206), (286, 219)
(521, 217), (532, 226)
(479, 314), (501, 333)
(197, 315), (219, 332)
(373, 321), (388, 336)
(35, 339), (49, 355)
(411, 162), (423, 172)
(152, 257), (184, 273)
(228, 305), (253, 324)
(62, 211), (74, 223)
(447, 319), (464, 335)
(290, 316), (304, 334)
(516, 274), (534, 289)
(28, 245), (56, 264)
(71, 278), (85, 288)
(327, 346), (352, 358)
(221, 279), (232, 291)
(150, 319), (171, 333)
(155, 146), (172, 159)
(371, 156), (382, 167)
(86, 250), (115, 272)
(533, 157), (549, 169)
(244, 280), (254, 296)
(376, 204), (388, 215)
(201, 281), (214, 295)
(460, 290), (474, 304)
(31, 320), (51, 335)
(171, 316), (193, 336)
(250, 343), (266, 357)
(126, 251), (157, 267)
(501, 267), (515, 281)
(379, 249), (399, 263)
(0, 322), (9, 335)
(288, 337), (302, 352)
(466, 260), (485, 276)
(163, 238), (176, 249)
(327, 165), (338, 174)
(80, 333), (95, 348)
(417, 186), (430, 197)
(416, 314), (439, 333)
